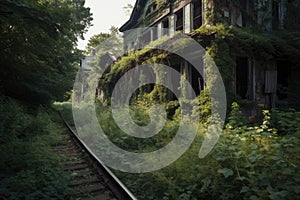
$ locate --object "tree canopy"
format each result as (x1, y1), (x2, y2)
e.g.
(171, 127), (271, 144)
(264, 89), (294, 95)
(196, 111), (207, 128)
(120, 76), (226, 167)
(0, 0), (92, 104)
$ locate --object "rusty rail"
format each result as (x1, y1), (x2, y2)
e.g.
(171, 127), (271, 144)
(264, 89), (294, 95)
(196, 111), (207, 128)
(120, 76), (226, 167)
(61, 114), (137, 200)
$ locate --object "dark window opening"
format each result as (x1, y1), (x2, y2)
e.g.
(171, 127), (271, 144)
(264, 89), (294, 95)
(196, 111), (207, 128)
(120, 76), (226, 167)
(168, 64), (181, 100)
(236, 57), (249, 99)
(145, 83), (155, 94)
(224, 0), (229, 7)
(146, 7), (151, 16)
(272, 0), (280, 29)
(146, 3), (158, 16)
(191, 64), (203, 95)
(240, 0), (248, 26)
(176, 9), (184, 31)
(162, 18), (169, 35)
(277, 61), (289, 100)
(193, 0), (202, 29)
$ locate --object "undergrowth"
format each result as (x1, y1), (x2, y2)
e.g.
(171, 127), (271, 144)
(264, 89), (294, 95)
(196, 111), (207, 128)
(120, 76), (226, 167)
(113, 102), (300, 200)
(59, 97), (300, 199)
(0, 96), (71, 199)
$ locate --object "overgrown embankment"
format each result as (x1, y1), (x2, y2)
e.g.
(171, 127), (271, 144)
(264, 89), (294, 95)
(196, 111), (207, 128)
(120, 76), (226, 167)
(0, 96), (71, 199)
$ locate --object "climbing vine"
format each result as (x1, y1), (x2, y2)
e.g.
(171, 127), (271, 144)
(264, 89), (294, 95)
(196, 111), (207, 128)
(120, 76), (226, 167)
(99, 22), (300, 107)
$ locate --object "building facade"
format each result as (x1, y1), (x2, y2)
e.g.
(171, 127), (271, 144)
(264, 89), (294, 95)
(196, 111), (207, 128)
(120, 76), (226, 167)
(116, 0), (299, 113)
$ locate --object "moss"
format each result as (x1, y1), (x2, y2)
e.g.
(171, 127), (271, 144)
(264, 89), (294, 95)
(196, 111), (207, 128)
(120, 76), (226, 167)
(191, 24), (300, 104)
(101, 22), (300, 107)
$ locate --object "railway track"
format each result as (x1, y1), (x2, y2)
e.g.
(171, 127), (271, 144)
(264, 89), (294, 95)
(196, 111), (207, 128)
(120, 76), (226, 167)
(53, 117), (137, 200)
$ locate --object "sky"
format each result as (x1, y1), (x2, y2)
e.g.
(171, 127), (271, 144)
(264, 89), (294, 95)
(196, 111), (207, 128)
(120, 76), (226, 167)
(77, 0), (137, 50)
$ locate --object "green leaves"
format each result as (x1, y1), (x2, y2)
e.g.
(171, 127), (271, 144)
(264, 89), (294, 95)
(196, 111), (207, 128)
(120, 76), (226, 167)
(218, 168), (234, 178)
(240, 186), (250, 193)
(0, 0), (59, 35)
(227, 102), (248, 129)
(0, 96), (70, 199)
(89, 101), (300, 199)
(0, 0), (92, 105)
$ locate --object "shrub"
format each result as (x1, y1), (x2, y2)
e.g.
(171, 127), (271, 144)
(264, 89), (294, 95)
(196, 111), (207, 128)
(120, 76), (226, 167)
(112, 102), (300, 199)
(0, 96), (71, 199)
(271, 108), (300, 135)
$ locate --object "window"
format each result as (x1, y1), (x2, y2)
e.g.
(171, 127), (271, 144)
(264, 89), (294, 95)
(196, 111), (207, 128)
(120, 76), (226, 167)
(240, 0), (248, 26)
(272, 0), (280, 29)
(191, 64), (203, 95)
(277, 61), (289, 100)
(236, 57), (249, 99)
(146, 3), (157, 16)
(176, 9), (184, 31)
(162, 18), (169, 35)
(193, 0), (202, 29)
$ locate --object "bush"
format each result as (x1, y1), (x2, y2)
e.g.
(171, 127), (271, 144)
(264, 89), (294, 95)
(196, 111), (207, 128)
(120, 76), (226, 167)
(0, 96), (71, 199)
(62, 97), (300, 199)
(112, 102), (300, 199)
(271, 108), (300, 136)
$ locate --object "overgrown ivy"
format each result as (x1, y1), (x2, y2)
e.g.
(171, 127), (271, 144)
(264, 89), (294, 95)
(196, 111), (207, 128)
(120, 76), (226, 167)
(100, 22), (300, 108)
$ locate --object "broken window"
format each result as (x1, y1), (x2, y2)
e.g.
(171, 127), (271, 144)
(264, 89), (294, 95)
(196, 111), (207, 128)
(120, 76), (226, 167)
(193, 0), (202, 29)
(176, 9), (184, 31)
(236, 57), (249, 99)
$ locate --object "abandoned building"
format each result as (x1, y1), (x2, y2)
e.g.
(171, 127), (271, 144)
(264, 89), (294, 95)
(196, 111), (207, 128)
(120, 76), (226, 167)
(77, 0), (299, 116)
(114, 0), (300, 112)
(79, 52), (118, 101)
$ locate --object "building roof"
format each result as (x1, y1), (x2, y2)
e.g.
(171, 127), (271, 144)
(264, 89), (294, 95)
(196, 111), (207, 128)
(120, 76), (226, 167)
(119, 0), (153, 32)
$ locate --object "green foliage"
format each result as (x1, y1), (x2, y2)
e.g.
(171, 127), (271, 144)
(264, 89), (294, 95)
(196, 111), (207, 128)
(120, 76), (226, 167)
(0, 0), (92, 104)
(52, 101), (74, 127)
(85, 32), (111, 54)
(271, 108), (300, 136)
(227, 102), (248, 129)
(94, 103), (178, 153)
(73, 4), (300, 199)
(203, 123), (299, 200)
(156, 0), (167, 8)
(85, 26), (119, 54)
(123, 3), (133, 16)
(108, 101), (300, 200)
(0, 96), (71, 199)
(192, 24), (300, 101)
(65, 92), (300, 200)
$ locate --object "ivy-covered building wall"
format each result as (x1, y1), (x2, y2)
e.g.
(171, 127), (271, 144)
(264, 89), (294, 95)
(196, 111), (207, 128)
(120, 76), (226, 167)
(102, 0), (300, 114)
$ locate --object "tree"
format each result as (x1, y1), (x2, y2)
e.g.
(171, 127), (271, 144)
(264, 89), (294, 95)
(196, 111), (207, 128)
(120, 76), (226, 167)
(0, 0), (92, 104)
(85, 26), (119, 54)
(86, 33), (111, 54)
(123, 3), (133, 16)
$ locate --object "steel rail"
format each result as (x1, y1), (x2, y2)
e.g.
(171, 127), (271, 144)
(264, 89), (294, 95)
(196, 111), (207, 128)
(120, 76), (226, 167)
(61, 115), (137, 200)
